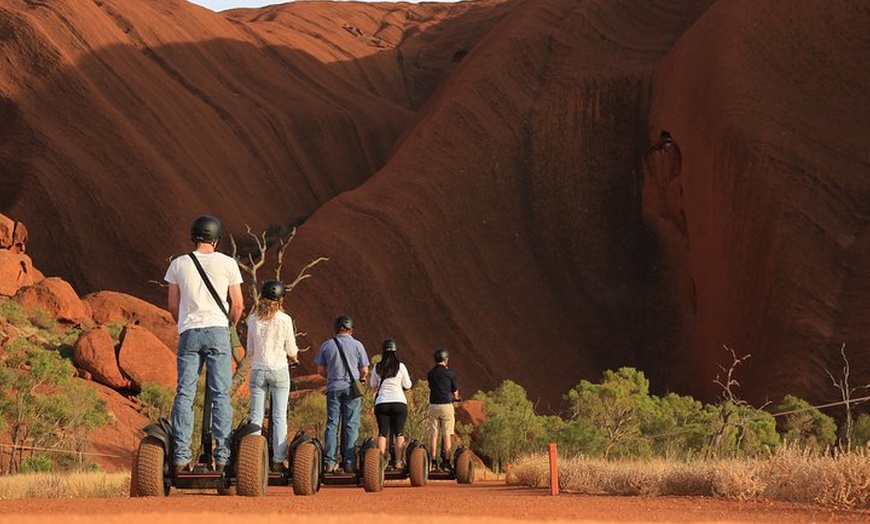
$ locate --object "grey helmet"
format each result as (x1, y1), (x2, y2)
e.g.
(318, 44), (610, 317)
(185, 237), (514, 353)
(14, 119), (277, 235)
(190, 215), (223, 244)
(261, 280), (286, 301)
(434, 347), (449, 363)
(334, 315), (354, 332)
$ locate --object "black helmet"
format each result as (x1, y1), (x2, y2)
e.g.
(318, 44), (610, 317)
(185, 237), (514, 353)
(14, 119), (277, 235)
(261, 280), (285, 301)
(434, 348), (449, 363)
(382, 339), (397, 352)
(190, 215), (223, 244)
(334, 315), (353, 332)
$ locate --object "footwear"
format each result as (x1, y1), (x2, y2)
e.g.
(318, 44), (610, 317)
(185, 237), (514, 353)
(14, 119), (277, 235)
(172, 463), (188, 475)
(395, 461), (405, 471)
(343, 463), (356, 474)
(271, 462), (288, 473)
(325, 464), (339, 474)
(215, 463), (226, 474)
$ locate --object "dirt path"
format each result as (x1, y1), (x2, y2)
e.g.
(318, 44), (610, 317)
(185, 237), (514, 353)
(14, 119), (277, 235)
(1, 480), (868, 523)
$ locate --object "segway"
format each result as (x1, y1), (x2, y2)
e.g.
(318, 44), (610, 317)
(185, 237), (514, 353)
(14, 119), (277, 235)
(288, 426), (382, 493)
(427, 444), (476, 484)
(132, 385), (268, 497)
(258, 374), (322, 493)
(373, 433), (430, 487)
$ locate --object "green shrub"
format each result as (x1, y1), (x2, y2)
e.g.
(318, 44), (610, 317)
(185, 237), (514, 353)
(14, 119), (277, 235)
(29, 308), (56, 331)
(0, 298), (27, 325)
(137, 382), (175, 422)
(20, 455), (53, 473)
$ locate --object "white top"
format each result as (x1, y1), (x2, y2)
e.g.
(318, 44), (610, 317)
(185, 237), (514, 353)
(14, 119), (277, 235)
(164, 252), (243, 333)
(369, 362), (412, 404)
(247, 311), (299, 371)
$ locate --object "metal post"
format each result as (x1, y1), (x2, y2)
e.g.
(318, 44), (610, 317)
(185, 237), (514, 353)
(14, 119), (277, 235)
(548, 442), (559, 495)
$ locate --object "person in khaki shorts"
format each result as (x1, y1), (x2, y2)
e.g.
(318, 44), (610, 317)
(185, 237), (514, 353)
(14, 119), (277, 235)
(427, 347), (459, 471)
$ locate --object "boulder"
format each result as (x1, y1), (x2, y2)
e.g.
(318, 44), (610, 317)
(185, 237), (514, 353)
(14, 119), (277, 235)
(84, 291), (178, 351)
(0, 251), (44, 297)
(117, 324), (177, 390)
(0, 213), (28, 254)
(12, 277), (90, 325)
(72, 326), (128, 390)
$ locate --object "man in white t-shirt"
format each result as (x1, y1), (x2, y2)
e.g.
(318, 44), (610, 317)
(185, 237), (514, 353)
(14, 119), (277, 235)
(164, 215), (244, 473)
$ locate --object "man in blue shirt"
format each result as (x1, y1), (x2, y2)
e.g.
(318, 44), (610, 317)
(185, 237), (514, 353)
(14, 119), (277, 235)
(314, 315), (370, 473)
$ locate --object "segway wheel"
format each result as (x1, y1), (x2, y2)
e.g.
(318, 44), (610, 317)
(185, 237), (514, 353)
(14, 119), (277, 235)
(408, 446), (429, 487)
(455, 449), (475, 484)
(292, 441), (320, 496)
(362, 447), (385, 493)
(135, 436), (168, 497)
(236, 434), (268, 497)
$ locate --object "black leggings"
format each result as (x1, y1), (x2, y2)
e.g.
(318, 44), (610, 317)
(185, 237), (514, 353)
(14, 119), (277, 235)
(374, 402), (408, 438)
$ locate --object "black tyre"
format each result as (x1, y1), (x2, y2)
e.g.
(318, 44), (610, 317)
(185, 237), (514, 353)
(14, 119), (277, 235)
(135, 436), (167, 497)
(362, 447), (385, 493)
(236, 434), (268, 497)
(292, 441), (320, 496)
(408, 446), (429, 487)
(455, 449), (475, 484)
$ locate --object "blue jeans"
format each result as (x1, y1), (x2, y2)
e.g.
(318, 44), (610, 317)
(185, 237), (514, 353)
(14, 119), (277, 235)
(171, 326), (234, 467)
(249, 367), (290, 464)
(324, 387), (362, 469)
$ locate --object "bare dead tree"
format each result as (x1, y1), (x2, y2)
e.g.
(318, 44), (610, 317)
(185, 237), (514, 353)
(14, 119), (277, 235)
(227, 225), (329, 394)
(825, 343), (870, 451)
(706, 345), (752, 459)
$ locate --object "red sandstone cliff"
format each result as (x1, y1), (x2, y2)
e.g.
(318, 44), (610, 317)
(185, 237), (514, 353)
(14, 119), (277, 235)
(1, 0), (868, 412)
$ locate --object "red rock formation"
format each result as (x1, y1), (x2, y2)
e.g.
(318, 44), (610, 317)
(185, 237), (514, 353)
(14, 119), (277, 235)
(117, 324), (177, 390)
(0, 214), (43, 296)
(0, 0), (867, 413)
(84, 291), (178, 351)
(86, 380), (150, 472)
(12, 277), (91, 326)
(72, 326), (129, 390)
(0, 250), (44, 297)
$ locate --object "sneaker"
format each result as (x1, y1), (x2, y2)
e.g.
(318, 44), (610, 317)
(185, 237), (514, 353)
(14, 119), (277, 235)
(172, 463), (189, 475)
(271, 462), (288, 474)
(324, 464), (340, 474)
(215, 463), (227, 474)
(343, 464), (357, 474)
(395, 461), (405, 471)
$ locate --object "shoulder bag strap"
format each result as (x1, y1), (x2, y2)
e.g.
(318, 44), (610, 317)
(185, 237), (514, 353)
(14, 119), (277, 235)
(332, 336), (355, 381)
(188, 252), (229, 319)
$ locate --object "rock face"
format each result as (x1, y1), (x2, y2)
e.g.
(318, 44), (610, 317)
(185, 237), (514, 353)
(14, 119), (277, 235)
(0, 213), (43, 296)
(117, 325), (177, 390)
(0, 0), (868, 411)
(72, 326), (129, 390)
(84, 291), (178, 351)
(13, 277), (91, 326)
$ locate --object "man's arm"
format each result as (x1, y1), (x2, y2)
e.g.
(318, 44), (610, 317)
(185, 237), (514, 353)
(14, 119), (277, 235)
(317, 365), (327, 378)
(358, 365), (369, 383)
(167, 284), (180, 322)
(228, 284), (244, 325)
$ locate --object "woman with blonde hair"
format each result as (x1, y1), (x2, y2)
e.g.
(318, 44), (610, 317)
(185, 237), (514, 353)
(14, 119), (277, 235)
(247, 280), (299, 472)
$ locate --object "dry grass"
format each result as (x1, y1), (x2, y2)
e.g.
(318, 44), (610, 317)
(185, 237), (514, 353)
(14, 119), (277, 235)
(507, 446), (870, 510)
(0, 472), (130, 499)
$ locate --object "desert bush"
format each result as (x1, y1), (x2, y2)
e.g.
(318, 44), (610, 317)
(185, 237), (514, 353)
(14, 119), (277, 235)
(1, 339), (109, 473)
(28, 308), (55, 331)
(19, 455), (52, 473)
(0, 298), (27, 325)
(288, 390), (326, 438)
(473, 380), (550, 472)
(774, 395), (837, 450)
(137, 382), (175, 422)
(508, 447), (870, 510)
(0, 472), (129, 499)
